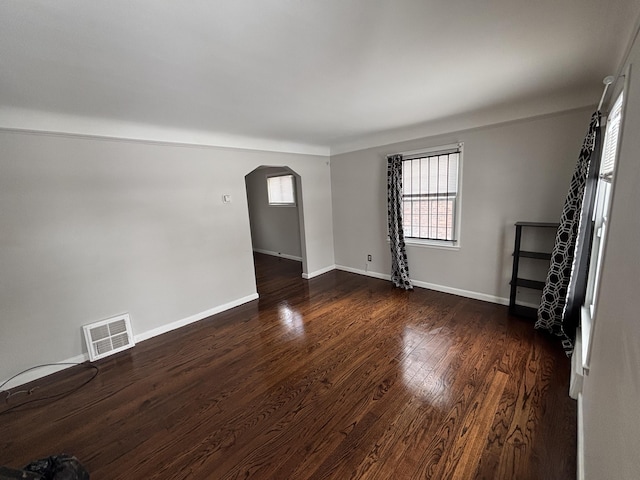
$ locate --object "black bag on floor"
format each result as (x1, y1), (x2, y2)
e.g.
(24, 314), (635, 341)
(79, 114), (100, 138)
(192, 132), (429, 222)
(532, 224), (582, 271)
(23, 454), (89, 480)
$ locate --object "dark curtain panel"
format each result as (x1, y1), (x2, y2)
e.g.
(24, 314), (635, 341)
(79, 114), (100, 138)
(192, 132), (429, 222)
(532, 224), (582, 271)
(564, 114), (603, 331)
(536, 111), (602, 355)
(387, 154), (413, 290)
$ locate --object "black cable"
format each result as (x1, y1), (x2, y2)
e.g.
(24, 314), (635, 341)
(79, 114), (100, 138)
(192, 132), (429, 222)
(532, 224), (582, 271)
(0, 362), (99, 415)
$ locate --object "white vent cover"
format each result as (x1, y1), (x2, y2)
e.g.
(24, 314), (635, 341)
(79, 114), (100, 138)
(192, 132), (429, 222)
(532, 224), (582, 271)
(83, 313), (135, 361)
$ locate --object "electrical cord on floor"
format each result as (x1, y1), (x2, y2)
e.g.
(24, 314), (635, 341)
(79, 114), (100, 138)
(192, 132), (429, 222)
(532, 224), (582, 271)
(0, 362), (99, 415)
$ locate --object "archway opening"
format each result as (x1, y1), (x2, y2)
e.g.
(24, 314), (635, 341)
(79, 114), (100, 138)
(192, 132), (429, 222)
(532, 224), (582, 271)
(244, 165), (307, 294)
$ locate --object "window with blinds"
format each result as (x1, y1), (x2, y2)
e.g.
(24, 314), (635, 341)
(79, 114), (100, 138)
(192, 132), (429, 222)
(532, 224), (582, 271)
(582, 90), (625, 368)
(267, 174), (296, 205)
(401, 146), (461, 242)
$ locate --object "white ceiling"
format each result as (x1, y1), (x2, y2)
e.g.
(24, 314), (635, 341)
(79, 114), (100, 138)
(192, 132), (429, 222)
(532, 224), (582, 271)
(1, 1), (639, 155)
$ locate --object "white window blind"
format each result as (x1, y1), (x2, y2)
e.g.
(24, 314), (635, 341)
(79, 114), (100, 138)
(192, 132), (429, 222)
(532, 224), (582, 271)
(401, 148), (460, 242)
(600, 92), (624, 181)
(267, 174), (296, 205)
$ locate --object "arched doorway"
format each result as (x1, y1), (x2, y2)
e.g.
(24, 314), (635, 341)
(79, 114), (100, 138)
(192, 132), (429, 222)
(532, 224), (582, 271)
(245, 166), (307, 294)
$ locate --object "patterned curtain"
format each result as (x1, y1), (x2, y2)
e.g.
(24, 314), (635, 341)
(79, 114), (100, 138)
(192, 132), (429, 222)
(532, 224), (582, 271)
(536, 112), (601, 354)
(387, 154), (413, 290)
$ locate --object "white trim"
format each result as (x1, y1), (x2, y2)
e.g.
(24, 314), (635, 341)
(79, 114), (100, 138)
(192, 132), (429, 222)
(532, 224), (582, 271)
(396, 142), (462, 158)
(581, 306), (593, 372)
(253, 248), (302, 262)
(334, 265), (509, 305)
(0, 353), (89, 390)
(0, 108), (329, 156)
(0, 293), (260, 390)
(302, 264), (336, 279)
(570, 328), (584, 400)
(582, 77), (629, 372)
(411, 279), (507, 305)
(135, 293), (259, 342)
(402, 238), (461, 251)
(577, 393), (585, 480)
(455, 146), (464, 247)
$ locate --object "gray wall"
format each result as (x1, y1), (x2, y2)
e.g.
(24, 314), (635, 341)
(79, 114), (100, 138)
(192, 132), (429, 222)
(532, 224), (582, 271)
(330, 108), (591, 302)
(0, 131), (334, 383)
(581, 33), (640, 479)
(246, 167), (302, 259)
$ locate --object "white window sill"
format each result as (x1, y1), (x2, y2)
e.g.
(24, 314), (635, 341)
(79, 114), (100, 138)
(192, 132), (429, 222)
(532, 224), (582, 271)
(387, 237), (460, 251)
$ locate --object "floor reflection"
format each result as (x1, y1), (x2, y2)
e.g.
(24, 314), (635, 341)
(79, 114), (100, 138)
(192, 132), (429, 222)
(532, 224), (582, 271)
(277, 301), (305, 338)
(401, 326), (451, 408)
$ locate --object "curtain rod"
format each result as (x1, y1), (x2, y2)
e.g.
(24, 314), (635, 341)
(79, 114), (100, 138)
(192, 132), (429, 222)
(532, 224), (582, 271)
(388, 142), (463, 159)
(597, 75), (616, 111)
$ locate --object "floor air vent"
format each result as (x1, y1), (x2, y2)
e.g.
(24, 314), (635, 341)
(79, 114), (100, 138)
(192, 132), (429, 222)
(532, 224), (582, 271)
(83, 313), (135, 361)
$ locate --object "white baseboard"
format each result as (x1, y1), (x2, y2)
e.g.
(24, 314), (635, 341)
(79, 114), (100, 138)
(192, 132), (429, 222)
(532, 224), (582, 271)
(252, 248), (335, 280)
(0, 266), (508, 390)
(135, 293), (259, 342)
(0, 292), (260, 390)
(411, 279), (508, 305)
(577, 393), (585, 480)
(336, 264), (390, 281)
(0, 353), (89, 390)
(253, 248), (302, 262)
(302, 264), (337, 279)
(335, 264), (509, 306)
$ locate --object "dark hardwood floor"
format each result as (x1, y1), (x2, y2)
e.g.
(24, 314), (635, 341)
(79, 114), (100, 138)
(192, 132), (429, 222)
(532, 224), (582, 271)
(0, 253), (576, 479)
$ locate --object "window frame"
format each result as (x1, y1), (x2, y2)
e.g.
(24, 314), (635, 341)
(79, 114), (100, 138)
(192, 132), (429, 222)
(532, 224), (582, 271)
(266, 173), (297, 207)
(398, 142), (464, 250)
(581, 90), (625, 371)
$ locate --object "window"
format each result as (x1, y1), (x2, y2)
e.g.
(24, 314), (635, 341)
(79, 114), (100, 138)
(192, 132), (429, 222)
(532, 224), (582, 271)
(585, 92), (623, 311)
(582, 91), (624, 368)
(267, 174), (296, 205)
(401, 144), (462, 244)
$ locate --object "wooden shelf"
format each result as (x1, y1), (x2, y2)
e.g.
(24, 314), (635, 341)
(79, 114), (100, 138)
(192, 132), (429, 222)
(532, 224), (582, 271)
(509, 222), (556, 320)
(514, 222), (560, 228)
(518, 251), (552, 261)
(510, 278), (546, 290)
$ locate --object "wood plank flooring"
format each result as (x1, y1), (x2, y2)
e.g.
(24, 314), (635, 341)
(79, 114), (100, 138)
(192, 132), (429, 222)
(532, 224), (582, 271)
(0, 253), (576, 479)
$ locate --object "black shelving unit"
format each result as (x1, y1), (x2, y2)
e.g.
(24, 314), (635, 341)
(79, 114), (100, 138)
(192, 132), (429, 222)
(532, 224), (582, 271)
(509, 222), (559, 319)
